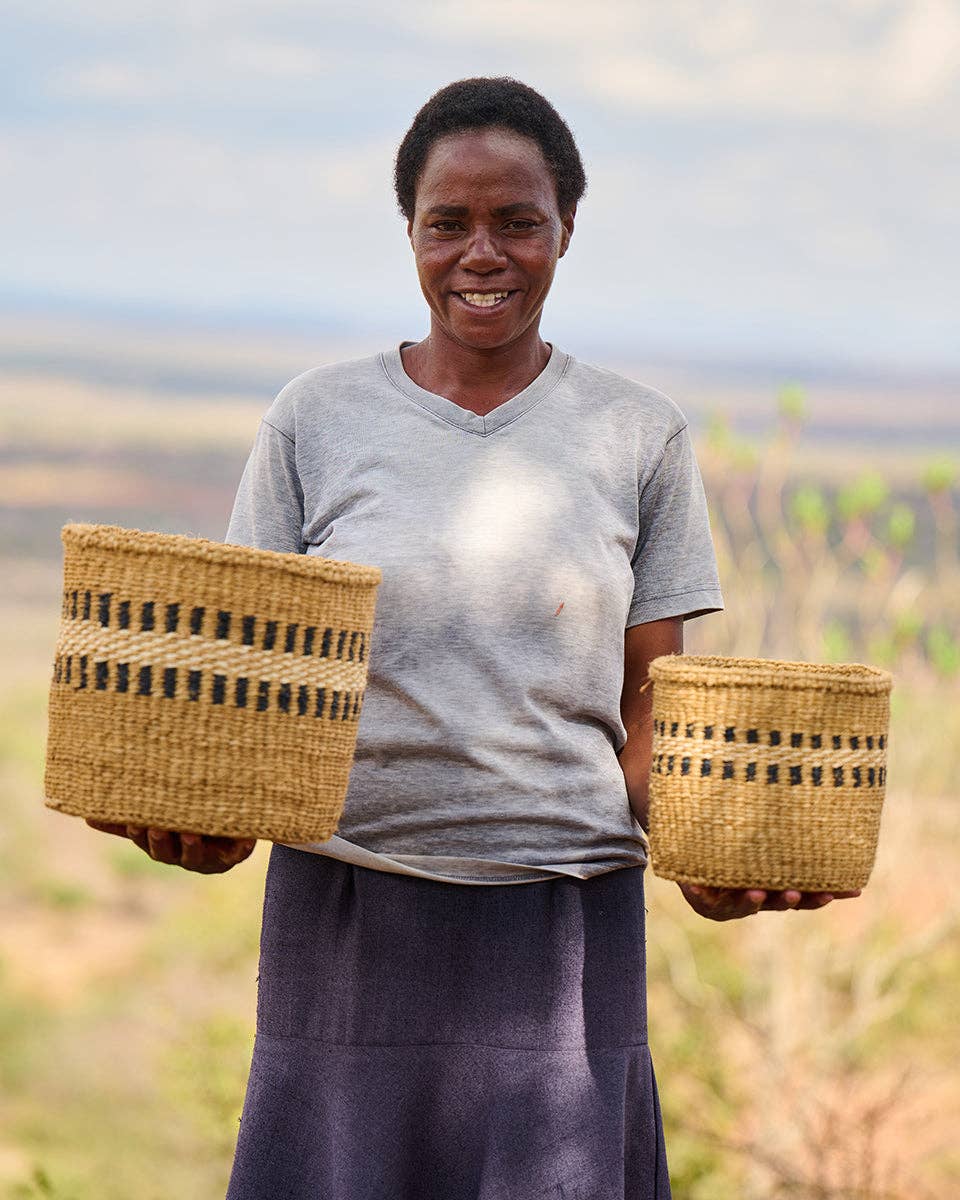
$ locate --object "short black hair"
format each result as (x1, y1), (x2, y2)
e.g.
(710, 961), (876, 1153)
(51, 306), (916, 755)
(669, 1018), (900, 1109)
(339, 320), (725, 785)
(394, 76), (587, 222)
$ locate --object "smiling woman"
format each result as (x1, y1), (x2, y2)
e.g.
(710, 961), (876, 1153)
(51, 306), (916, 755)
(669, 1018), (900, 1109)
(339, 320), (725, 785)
(117, 76), (731, 1199)
(397, 82), (582, 415)
(214, 74), (713, 1200)
(402, 126), (575, 399)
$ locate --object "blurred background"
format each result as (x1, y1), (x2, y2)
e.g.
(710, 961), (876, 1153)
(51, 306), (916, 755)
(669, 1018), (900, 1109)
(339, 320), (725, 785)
(1, 2), (958, 1197)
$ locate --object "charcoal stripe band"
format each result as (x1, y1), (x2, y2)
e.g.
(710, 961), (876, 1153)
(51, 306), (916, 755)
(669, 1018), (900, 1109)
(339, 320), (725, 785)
(54, 623), (367, 689)
(62, 590), (368, 663)
(655, 724), (886, 753)
(53, 651), (363, 720)
(653, 755), (886, 787)
(652, 740), (886, 772)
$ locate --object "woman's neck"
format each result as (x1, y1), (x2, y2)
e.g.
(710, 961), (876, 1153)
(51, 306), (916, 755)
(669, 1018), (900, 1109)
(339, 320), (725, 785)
(401, 327), (551, 415)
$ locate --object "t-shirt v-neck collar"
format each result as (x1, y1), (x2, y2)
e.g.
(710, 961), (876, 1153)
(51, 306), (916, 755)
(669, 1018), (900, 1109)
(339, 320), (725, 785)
(379, 341), (570, 436)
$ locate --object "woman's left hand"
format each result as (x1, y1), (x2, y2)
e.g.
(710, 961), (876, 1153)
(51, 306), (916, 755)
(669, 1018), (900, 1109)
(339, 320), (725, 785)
(677, 882), (862, 921)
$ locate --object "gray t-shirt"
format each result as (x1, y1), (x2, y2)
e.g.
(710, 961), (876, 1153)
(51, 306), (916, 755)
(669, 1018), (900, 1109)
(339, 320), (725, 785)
(224, 343), (724, 884)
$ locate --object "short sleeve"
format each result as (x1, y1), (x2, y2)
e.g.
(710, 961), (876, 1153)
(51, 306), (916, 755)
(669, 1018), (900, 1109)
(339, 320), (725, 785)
(224, 417), (306, 554)
(627, 422), (724, 627)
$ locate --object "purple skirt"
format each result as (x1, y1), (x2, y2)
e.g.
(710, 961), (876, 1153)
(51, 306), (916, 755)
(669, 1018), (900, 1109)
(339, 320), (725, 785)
(226, 844), (671, 1199)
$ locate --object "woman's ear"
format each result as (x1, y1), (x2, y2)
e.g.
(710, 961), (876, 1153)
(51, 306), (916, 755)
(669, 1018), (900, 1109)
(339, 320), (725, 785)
(558, 205), (576, 258)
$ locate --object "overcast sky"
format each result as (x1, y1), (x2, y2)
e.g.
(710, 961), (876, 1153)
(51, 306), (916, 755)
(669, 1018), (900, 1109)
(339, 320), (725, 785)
(2, 1), (958, 373)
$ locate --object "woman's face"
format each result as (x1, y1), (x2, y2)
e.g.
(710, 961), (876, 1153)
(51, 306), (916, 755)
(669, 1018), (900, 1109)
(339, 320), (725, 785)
(407, 127), (575, 353)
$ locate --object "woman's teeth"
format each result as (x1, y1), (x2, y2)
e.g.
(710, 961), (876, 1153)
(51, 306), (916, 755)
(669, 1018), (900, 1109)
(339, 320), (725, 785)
(459, 291), (510, 308)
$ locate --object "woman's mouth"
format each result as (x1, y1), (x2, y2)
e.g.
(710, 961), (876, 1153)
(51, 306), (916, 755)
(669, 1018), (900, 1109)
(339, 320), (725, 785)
(455, 290), (514, 310)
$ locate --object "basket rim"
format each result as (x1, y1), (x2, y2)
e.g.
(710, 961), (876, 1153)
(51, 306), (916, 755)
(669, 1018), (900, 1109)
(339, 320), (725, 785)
(647, 653), (892, 694)
(60, 522), (383, 587)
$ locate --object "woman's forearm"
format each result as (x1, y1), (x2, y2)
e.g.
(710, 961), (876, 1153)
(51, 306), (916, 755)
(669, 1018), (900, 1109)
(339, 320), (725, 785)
(618, 616), (682, 833)
(618, 705), (654, 830)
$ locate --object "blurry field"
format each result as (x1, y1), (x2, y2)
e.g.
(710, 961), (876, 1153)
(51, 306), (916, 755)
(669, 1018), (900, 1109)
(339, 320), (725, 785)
(1, 324), (958, 1198)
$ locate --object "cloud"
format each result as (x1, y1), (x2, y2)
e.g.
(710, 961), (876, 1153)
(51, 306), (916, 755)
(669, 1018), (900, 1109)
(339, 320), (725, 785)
(400, 0), (959, 129)
(26, 1), (960, 136)
(221, 38), (335, 79)
(879, 0), (960, 106)
(2, 0), (957, 368)
(1, 124), (396, 220)
(0, 123), (415, 322)
(51, 60), (163, 101)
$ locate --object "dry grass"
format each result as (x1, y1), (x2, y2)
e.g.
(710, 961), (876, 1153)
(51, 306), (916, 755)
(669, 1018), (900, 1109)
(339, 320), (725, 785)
(1, 365), (957, 1198)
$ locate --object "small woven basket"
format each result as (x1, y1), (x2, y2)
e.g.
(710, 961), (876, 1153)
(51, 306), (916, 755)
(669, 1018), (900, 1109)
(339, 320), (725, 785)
(647, 654), (893, 892)
(43, 523), (382, 842)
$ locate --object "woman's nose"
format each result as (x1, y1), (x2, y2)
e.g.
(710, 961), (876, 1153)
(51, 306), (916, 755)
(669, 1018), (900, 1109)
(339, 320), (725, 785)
(459, 228), (508, 272)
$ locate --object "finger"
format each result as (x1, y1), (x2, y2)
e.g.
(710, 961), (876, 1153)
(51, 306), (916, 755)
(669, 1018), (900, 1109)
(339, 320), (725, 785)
(796, 889), (860, 908)
(682, 885), (757, 921)
(208, 835), (256, 866)
(221, 837), (257, 866)
(85, 818), (130, 837)
(194, 841), (240, 874)
(759, 889), (801, 910)
(211, 838), (257, 871)
(722, 888), (767, 919)
(744, 890), (770, 916)
(686, 885), (729, 910)
(147, 828), (180, 865)
(126, 825), (150, 853)
(204, 834), (246, 855)
(183, 834), (256, 874)
(683, 884), (722, 915)
(696, 886), (764, 904)
(180, 832), (204, 871)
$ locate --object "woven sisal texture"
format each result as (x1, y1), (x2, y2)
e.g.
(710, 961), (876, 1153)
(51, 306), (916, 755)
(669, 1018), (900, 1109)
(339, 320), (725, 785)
(647, 655), (892, 892)
(44, 523), (382, 842)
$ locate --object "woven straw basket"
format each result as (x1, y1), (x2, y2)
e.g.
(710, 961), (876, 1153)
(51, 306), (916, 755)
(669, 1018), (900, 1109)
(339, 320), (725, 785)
(647, 654), (893, 892)
(43, 523), (382, 842)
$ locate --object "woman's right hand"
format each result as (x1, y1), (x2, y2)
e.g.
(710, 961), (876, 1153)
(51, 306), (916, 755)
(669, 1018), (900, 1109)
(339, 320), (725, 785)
(85, 819), (257, 874)
(677, 881), (861, 921)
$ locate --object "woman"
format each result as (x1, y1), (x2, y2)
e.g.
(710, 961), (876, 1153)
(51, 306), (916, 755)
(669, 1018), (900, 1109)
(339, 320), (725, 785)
(88, 77), (859, 1198)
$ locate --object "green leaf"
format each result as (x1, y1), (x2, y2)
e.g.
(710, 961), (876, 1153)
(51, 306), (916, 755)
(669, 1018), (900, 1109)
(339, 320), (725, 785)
(705, 409), (732, 451)
(921, 458), (956, 494)
(776, 381), (807, 423)
(837, 471), (889, 520)
(886, 502), (916, 548)
(789, 484), (830, 535)
(822, 620), (852, 662)
(927, 625), (960, 677)
(893, 610), (923, 644)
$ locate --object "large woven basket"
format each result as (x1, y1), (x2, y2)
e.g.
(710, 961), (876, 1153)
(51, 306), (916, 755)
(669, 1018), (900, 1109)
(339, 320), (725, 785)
(44, 523), (382, 842)
(647, 654), (893, 892)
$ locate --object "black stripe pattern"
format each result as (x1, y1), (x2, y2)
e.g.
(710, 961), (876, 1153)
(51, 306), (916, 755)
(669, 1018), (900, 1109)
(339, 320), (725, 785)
(653, 752), (886, 788)
(655, 720), (885, 752)
(652, 720), (887, 787)
(54, 588), (368, 722)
